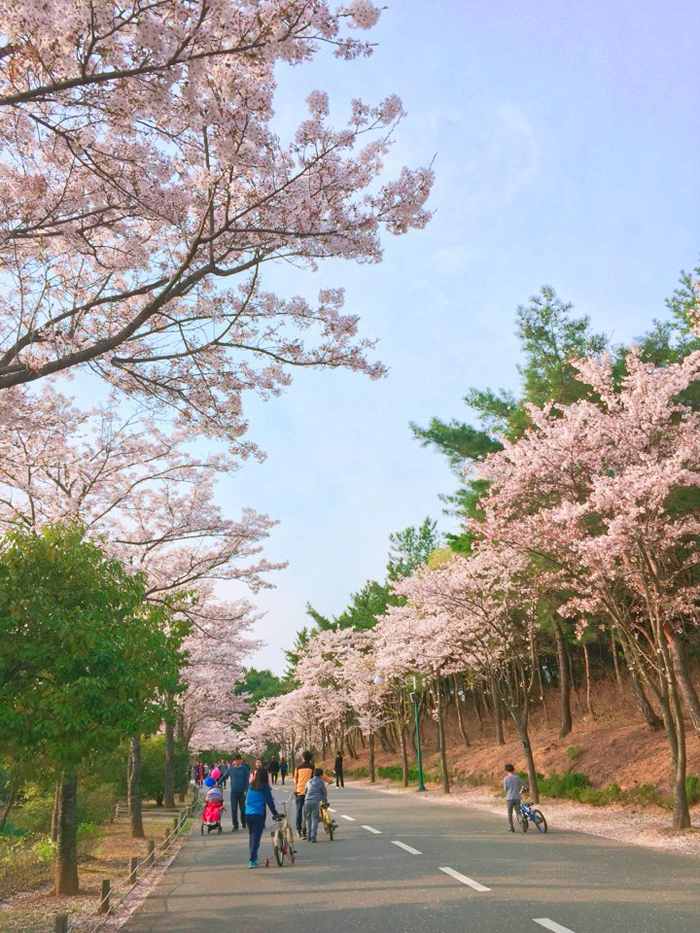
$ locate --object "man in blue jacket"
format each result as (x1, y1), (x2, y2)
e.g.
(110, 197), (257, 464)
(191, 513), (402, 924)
(218, 754), (250, 831)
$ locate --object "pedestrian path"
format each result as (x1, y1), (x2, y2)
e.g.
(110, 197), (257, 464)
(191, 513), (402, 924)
(122, 785), (700, 933)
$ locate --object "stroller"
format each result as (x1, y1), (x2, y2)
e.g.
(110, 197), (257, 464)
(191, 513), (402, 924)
(201, 785), (225, 835)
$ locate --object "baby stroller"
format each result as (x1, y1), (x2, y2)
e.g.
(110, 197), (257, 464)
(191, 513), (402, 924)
(201, 785), (225, 835)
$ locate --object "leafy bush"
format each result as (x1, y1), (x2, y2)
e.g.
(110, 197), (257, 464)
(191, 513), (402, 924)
(565, 746), (584, 761)
(685, 774), (700, 807)
(30, 836), (56, 862)
(11, 785), (54, 834)
(538, 772), (591, 798)
(376, 765), (440, 784)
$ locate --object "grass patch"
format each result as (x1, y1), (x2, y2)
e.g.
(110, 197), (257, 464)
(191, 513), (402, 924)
(565, 745), (584, 761)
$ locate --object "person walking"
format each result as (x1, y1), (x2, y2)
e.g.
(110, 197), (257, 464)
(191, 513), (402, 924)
(333, 750), (344, 788)
(293, 750), (315, 839)
(219, 754), (250, 832)
(245, 767), (281, 868)
(303, 768), (329, 842)
(279, 754), (288, 785)
(268, 755), (280, 784)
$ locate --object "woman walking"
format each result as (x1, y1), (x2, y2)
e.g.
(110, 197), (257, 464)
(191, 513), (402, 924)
(244, 767), (281, 868)
(279, 755), (288, 785)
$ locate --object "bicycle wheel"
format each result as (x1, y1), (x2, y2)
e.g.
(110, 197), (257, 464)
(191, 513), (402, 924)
(532, 810), (548, 833)
(328, 824), (334, 841)
(518, 811), (529, 833)
(274, 830), (284, 867)
(200, 823), (204, 835)
(286, 826), (296, 864)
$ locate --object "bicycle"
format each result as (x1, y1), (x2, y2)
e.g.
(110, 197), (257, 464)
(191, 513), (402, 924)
(517, 799), (548, 833)
(268, 795), (297, 867)
(320, 804), (337, 841)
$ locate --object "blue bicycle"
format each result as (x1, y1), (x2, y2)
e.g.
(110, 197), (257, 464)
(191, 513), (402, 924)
(516, 800), (548, 833)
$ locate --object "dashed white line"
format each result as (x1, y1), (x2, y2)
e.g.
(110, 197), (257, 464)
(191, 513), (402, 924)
(391, 840), (422, 855)
(361, 825), (382, 834)
(534, 921), (577, 933)
(438, 866), (491, 892)
(340, 814), (355, 822)
(327, 808), (336, 813)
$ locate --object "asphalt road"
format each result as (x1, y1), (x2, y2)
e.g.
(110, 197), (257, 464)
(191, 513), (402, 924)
(122, 784), (700, 933)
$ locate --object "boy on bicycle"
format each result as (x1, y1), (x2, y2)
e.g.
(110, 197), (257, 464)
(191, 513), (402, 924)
(504, 763), (527, 832)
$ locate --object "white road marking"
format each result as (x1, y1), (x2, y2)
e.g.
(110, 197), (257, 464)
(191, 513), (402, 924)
(327, 808), (336, 813)
(438, 866), (491, 892)
(340, 814), (355, 822)
(534, 920), (577, 933)
(391, 840), (422, 855)
(362, 825), (382, 834)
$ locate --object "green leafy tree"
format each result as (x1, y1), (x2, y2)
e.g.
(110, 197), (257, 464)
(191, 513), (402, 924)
(234, 667), (290, 718)
(387, 517), (441, 580)
(0, 523), (187, 894)
(139, 736), (189, 806)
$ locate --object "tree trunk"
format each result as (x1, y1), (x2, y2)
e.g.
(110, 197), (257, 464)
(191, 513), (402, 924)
(435, 686), (450, 794)
(50, 773), (62, 842)
(513, 716), (539, 803)
(453, 675), (470, 747)
(582, 642), (596, 719)
(536, 660), (550, 726)
(128, 734), (145, 839)
(553, 619), (573, 738)
(164, 720), (175, 810)
(346, 733), (357, 759)
(610, 623), (623, 691)
(490, 677), (504, 746)
(629, 663), (664, 731)
(54, 771), (79, 894)
(369, 733), (376, 783)
(400, 725), (409, 787)
(665, 626), (700, 741)
(471, 688), (484, 734)
(0, 782), (17, 834)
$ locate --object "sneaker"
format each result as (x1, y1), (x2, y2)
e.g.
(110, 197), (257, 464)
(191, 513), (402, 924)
(311, 838), (317, 843)
(508, 828), (515, 833)
(232, 826), (238, 832)
(248, 859), (259, 868)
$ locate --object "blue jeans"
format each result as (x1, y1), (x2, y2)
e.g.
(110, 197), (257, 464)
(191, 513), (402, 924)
(231, 790), (246, 829)
(295, 795), (306, 834)
(304, 801), (320, 841)
(247, 814), (265, 862)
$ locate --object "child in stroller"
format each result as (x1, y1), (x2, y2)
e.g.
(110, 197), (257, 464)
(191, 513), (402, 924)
(201, 782), (225, 835)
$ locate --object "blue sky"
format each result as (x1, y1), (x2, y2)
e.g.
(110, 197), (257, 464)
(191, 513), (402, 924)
(222, 0), (700, 673)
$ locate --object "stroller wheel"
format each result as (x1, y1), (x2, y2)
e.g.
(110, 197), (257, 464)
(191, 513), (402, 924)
(218, 824), (222, 834)
(265, 858), (270, 867)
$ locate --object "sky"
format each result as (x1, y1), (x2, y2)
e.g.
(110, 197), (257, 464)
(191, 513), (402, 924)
(220, 0), (700, 673)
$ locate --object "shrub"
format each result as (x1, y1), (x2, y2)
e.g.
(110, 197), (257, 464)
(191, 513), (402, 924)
(685, 774), (700, 807)
(565, 746), (584, 761)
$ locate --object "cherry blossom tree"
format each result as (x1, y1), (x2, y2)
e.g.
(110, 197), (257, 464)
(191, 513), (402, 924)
(0, 385), (278, 821)
(475, 348), (700, 827)
(0, 1), (432, 441)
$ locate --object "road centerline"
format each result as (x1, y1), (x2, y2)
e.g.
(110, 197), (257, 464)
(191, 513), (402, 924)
(340, 814), (355, 821)
(391, 840), (422, 855)
(438, 866), (491, 892)
(361, 825), (382, 834)
(533, 920), (577, 933)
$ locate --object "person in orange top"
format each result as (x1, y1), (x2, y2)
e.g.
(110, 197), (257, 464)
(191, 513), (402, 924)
(294, 750), (315, 838)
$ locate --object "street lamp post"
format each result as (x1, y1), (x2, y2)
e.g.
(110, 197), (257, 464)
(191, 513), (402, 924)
(410, 676), (427, 793)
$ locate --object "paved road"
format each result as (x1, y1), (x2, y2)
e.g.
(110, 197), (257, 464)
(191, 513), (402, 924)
(123, 784), (700, 933)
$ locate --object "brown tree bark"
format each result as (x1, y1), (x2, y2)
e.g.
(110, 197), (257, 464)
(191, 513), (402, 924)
(368, 733), (376, 783)
(50, 773), (62, 842)
(400, 725), (409, 787)
(490, 677), (505, 746)
(164, 720), (176, 810)
(0, 782), (17, 834)
(453, 675), (470, 747)
(665, 625), (700, 741)
(54, 772), (79, 894)
(128, 734), (145, 839)
(435, 684), (450, 794)
(582, 642), (596, 719)
(553, 619), (573, 738)
(629, 664), (664, 731)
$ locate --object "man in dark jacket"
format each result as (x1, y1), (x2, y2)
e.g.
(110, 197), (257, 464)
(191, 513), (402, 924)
(334, 750), (344, 788)
(218, 754), (250, 831)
